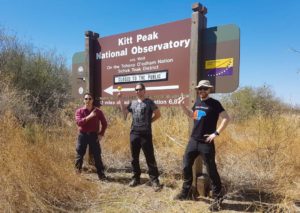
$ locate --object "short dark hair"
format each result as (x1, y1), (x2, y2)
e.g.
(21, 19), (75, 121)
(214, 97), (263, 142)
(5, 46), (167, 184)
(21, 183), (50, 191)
(135, 82), (145, 90)
(84, 92), (94, 99)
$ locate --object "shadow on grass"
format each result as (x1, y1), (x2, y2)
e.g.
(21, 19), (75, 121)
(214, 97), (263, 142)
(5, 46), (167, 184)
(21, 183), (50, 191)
(82, 166), (292, 212)
(105, 176), (149, 185)
(196, 188), (286, 212)
(224, 186), (279, 202)
(84, 166), (178, 189)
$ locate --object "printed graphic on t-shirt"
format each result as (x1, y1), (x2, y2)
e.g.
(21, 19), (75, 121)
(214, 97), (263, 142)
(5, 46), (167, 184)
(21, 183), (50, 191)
(193, 110), (206, 121)
(132, 102), (146, 125)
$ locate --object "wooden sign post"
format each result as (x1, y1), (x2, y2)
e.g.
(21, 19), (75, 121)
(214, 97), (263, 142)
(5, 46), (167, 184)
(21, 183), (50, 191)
(189, 2), (210, 197)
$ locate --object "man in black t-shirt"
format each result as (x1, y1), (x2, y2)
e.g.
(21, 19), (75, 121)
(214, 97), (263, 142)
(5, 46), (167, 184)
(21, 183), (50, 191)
(118, 83), (162, 191)
(174, 80), (230, 211)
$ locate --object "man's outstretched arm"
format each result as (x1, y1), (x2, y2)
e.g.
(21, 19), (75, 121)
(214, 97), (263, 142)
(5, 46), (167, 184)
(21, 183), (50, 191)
(117, 93), (129, 120)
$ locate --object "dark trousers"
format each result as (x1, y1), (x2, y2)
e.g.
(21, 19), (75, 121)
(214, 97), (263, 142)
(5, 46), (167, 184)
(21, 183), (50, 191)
(75, 132), (104, 175)
(182, 137), (222, 196)
(130, 132), (159, 181)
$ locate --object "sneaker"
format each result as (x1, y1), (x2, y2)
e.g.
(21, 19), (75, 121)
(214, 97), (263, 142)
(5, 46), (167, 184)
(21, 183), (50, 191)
(174, 189), (190, 200)
(98, 173), (108, 181)
(151, 180), (163, 192)
(129, 178), (140, 187)
(209, 197), (223, 212)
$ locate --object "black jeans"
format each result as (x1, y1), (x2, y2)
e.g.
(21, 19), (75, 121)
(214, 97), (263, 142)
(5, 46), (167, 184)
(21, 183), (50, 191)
(130, 132), (159, 181)
(75, 132), (104, 175)
(182, 137), (222, 196)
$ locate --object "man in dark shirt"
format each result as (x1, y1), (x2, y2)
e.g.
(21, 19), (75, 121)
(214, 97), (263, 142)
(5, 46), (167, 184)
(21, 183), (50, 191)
(118, 83), (162, 191)
(75, 92), (108, 180)
(174, 80), (230, 211)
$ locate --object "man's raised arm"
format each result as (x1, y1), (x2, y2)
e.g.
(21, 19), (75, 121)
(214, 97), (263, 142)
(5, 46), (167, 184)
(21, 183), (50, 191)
(117, 93), (129, 120)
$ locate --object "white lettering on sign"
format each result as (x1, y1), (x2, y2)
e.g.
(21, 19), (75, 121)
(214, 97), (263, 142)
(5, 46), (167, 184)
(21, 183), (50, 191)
(96, 48), (128, 59)
(157, 58), (174, 64)
(96, 39), (190, 60)
(154, 99), (167, 105)
(142, 65), (159, 71)
(114, 71), (168, 84)
(131, 67), (141, 72)
(136, 31), (159, 43)
(118, 36), (133, 46)
(131, 39), (190, 55)
(121, 63), (135, 68)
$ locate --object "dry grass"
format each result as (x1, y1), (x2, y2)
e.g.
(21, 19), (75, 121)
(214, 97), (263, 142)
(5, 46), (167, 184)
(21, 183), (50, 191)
(0, 111), (99, 212)
(0, 106), (299, 212)
(100, 107), (300, 212)
(216, 112), (300, 212)
(101, 107), (189, 175)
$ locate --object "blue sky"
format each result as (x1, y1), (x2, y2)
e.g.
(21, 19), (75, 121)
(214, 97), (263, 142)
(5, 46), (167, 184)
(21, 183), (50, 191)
(1, 0), (300, 105)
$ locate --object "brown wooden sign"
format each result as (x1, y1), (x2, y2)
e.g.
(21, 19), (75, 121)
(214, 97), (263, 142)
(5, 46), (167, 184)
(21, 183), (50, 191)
(72, 20), (240, 106)
(94, 19), (191, 103)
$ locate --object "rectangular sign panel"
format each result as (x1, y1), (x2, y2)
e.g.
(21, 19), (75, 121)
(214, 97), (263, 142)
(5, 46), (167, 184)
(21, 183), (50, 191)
(71, 52), (86, 99)
(72, 21), (240, 105)
(94, 19), (191, 102)
(202, 24), (240, 93)
(114, 70), (168, 84)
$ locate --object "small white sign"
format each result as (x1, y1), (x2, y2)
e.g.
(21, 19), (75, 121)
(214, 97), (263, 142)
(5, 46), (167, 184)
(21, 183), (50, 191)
(78, 66), (84, 72)
(114, 71), (167, 84)
(78, 87), (84, 94)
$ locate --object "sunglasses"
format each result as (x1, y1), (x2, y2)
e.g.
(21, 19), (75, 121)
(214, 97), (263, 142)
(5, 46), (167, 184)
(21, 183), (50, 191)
(84, 97), (92, 100)
(135, 88), (144, 92)
(197, 87), (210, 91)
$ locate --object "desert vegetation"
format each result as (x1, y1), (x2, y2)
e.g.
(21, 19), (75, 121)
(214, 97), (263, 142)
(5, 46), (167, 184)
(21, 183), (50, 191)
(0, 29), (299, 212)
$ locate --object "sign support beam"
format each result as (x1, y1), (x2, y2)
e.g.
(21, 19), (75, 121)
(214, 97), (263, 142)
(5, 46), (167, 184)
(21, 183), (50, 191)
(189, 2), (209, 197)
(85, 31), (101, 106)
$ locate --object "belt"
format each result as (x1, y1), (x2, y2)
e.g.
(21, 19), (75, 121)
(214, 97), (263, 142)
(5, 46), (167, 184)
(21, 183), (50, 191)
(80, 131), (97, 135)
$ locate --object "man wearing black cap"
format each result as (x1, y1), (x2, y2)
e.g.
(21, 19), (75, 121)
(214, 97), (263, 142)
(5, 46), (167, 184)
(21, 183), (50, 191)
(174, 80), (230, 211)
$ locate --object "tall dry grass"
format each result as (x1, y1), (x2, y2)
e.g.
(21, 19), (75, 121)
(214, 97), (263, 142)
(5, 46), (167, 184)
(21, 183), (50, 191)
(100, 106), (300, 212)
(216, 112), (300, 211)
(0, 111), (99, 212)
(1, 104), (299, 212)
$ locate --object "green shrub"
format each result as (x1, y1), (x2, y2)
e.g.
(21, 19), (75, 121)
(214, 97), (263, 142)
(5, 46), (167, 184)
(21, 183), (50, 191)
(0, 28), (71, 124)
(221, 85), (284, 122)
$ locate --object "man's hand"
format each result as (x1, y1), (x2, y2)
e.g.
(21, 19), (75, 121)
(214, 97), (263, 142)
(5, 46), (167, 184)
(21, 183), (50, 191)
(178, 93), (186, 105)
(90, 109), (97, 117)
(117, 92), (123, 100)
(178, 94), (193, 118)
(86, 109), (97, 121)
(117, 92), (128, 120)
(204, 133), (217, 143)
